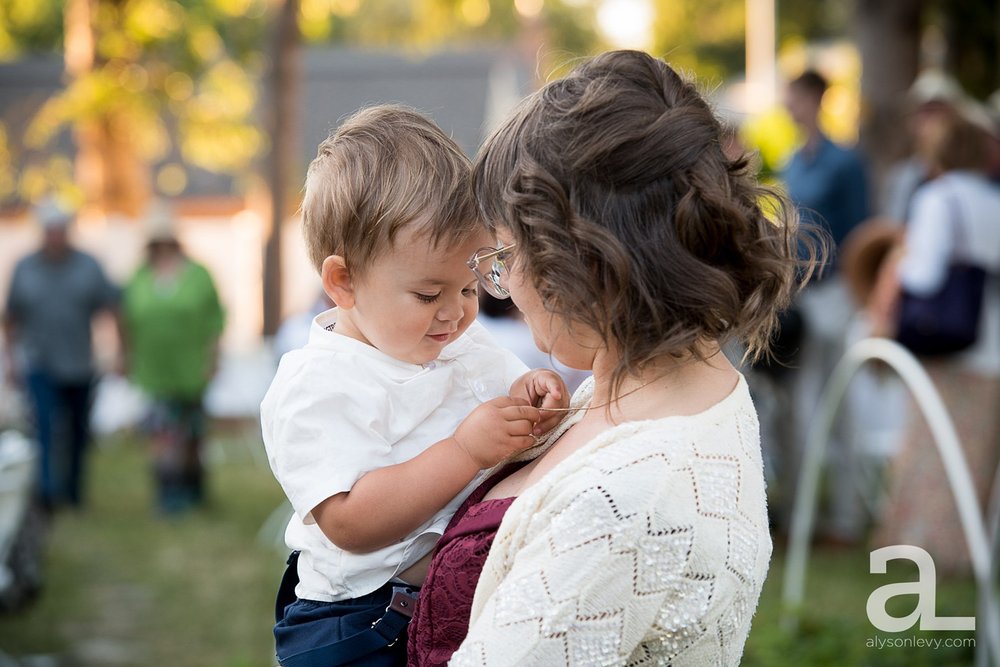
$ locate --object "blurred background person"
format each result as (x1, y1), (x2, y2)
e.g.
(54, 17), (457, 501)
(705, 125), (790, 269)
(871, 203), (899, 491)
(838, 218), (908, 522)
(783, 70), (870, 253)
(870, 113), (1000, 575)
(121, 201), (225, 515)
(720, 119), (806, 527)
(2, 197), (120, 512)
(987, 88), (1000, 183)
(880, 68), (964, 223)
(777, 69), (870, 543)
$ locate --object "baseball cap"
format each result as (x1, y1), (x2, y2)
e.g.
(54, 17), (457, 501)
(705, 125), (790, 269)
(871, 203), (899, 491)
(33, 197), (74, 229)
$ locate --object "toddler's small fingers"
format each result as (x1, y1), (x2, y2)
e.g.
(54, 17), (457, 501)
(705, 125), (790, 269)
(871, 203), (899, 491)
(512, 434), (536, 451)
(501, 404), (543, 424)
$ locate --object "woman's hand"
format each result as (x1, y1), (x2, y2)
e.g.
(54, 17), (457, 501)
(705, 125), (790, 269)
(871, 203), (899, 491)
(510, 369), (569, 436)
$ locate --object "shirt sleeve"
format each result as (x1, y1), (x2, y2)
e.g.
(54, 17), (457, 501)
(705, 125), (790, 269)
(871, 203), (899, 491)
(502, 346), (530, 391)
(88, 255), (120, 311)
(898, 185), (954, 295)
(843, 151), (871, 228)
(3, 261), (25, 321)
(451, 468), (699, 666)
(461, 319), (530, 391)
(262, 359), (393, 521)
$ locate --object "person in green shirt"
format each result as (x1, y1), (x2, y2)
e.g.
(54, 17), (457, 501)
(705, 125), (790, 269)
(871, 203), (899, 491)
(122, 201), (225, 514)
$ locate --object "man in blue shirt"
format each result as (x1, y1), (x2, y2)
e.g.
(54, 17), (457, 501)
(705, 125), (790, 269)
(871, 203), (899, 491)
(783, 70), (869, 256)
(772, 70), (870, 544)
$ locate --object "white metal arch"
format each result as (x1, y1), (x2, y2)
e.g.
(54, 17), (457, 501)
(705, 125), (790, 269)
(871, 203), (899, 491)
(779, 337), (1000, 664)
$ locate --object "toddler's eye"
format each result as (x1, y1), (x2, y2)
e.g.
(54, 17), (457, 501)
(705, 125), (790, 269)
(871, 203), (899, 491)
(462, 286), (479, 297)
(415, 292), (440, 304)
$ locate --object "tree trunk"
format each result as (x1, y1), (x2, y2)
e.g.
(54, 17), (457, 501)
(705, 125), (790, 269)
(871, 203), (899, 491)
(262, 0), (301, 336)
(854, 0), (924, 208)
(65, 0), (148, 217)
(64, 0), (102, 212)
(938, 0), (999, 99)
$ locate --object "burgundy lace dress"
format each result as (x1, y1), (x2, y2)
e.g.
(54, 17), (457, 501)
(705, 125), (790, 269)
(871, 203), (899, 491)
(406, 462), (527, 667)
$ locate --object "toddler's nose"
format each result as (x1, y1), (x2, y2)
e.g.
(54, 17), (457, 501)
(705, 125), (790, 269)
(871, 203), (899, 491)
(436, 299), (463, 322)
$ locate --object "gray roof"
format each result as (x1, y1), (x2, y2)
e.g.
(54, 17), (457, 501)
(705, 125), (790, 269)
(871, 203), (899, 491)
(301, 47), (529, 160)
(0, 56), (75, 196)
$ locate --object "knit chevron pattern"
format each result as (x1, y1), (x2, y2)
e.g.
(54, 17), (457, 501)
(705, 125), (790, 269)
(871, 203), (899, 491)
(451, 376), (771, 666)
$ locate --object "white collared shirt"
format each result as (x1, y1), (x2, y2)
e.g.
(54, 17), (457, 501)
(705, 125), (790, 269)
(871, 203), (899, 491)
(261, 308), (528, 601)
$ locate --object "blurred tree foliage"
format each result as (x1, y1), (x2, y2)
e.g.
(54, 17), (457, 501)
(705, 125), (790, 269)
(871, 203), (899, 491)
(644, 0), (853, 88)
(0, 0), (995, 211)
(294, 0), (602, 80)
(0, 0), (64, 56)
(929, 0), (999, 99)
(1, 0), (268, 211)
(0, 0), (603, 210)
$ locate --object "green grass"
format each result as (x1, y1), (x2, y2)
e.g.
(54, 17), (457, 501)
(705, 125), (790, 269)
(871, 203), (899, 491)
(0, 424), (287, 667)
(745, 545), (979, 666)
(0, 426), (984, 666)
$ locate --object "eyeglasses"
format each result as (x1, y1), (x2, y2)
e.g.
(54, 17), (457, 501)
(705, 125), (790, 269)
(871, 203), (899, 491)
(467, 242), (516, 299)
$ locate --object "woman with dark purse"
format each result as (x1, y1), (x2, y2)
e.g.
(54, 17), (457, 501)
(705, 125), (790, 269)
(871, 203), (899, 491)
(871, 112), (1000, 575)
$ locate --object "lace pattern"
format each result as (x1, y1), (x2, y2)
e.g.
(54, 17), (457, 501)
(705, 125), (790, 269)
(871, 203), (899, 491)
(449, 374), (772, 667)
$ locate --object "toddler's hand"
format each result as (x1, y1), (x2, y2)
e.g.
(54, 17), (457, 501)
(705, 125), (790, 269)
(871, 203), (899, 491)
(452, 396), (542, 469)
(512, 369), (569, 436)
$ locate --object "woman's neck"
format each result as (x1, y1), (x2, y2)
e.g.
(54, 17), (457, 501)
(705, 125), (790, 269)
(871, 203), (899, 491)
(585, 342), (738, 424)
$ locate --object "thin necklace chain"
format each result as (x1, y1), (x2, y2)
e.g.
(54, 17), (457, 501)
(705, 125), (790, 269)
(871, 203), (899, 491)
(538, 376), (659, 413)
(535, 352), (722, 414)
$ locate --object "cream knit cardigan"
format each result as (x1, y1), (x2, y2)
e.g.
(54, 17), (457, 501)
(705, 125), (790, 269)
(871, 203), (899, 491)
(450, 374), (772, 666)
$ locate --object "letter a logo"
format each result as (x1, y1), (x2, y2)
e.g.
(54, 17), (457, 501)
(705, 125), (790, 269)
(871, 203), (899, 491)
(867, 545), (975, 632)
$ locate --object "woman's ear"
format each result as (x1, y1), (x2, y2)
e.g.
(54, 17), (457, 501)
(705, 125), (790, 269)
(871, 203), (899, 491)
(321, 255), (355, 309)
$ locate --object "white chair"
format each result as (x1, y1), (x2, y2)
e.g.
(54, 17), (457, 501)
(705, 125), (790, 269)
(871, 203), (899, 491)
(0, 430), (43, 610)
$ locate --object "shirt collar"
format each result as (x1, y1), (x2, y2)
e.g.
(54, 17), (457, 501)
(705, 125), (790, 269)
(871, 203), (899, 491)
(307, 307), (475, 370)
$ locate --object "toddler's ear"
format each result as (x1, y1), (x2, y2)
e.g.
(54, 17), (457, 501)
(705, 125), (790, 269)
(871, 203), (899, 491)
(321, 255), (354, 309)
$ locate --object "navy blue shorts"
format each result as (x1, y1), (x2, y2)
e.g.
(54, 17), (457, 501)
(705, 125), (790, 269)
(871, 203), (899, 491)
(274, 578), (409, 667)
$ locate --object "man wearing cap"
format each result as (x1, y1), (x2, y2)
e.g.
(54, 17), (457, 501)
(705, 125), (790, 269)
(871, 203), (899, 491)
(3, 198), (120, 511)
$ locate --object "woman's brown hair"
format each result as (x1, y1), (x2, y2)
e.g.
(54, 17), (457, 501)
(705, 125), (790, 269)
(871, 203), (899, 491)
(473, 50), (819, 395)
(919, 114), (989, 176)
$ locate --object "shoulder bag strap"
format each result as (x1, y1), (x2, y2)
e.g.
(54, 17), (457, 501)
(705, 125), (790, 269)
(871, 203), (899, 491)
(944, 192), (968, 263)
